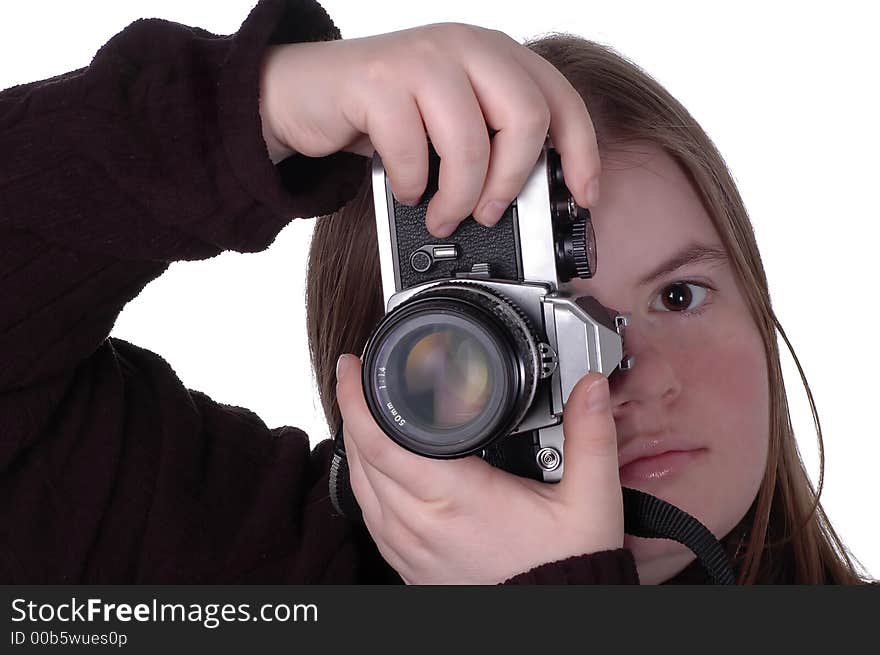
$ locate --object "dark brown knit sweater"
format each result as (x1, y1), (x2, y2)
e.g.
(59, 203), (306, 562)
(0, 0), (717, 585)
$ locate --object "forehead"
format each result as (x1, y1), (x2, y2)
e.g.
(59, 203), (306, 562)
(583, 142), (722, 288)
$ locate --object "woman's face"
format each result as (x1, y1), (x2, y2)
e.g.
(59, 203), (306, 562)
(563, 141), (770, 584)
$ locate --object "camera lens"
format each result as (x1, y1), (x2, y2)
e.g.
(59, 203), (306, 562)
(370, 312), (512, 451)
(401, 325), (494, 428)
(362, 284), (540, 458)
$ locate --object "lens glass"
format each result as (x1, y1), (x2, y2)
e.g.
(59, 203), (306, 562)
(402, 326), (492, 428)
(370, 310), (513, 453)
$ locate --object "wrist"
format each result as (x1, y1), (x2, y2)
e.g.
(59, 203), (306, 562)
(260, 119), (295, 164)
(259, 46), (296, 164)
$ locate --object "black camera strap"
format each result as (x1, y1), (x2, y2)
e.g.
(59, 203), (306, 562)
(329, 426), (736, 585)
(621, 486), (735, 584)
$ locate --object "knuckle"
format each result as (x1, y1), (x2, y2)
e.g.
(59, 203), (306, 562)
(361, 56), (397, 86)
(376, 514), (403, 545)
(408, 33), (445, 60)
(407, 469), (484, 530)
(564, 90), (591, 125)
(420, 492), (459, 522)
(385, 514), (432, 558)
(519, 105), (552, 134)
(410, 23), (479, 57)
(384, 145), (424, 168)
(487, 27), (517, 47)
(485, 168), (528, 200)
(436, 21), (481, 42)
(357, 434), (386, 467)
(570, 87), (589, 112)
(455, 138), (491, 167)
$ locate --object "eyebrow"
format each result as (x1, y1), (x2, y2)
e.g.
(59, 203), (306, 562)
(636, 242), (729, 287)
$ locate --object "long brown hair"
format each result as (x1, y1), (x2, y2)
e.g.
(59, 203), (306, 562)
(306, 33), (871, 584)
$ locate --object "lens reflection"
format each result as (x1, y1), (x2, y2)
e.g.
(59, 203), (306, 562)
(403, 327), (492, 428)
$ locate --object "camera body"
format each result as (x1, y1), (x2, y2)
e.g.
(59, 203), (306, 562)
(361, 139), (631, 482)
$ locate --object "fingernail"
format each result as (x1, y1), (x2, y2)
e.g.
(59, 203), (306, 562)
(434, 222), (457, 238)
(585, 178), (601, 207)
(336, 354), (353, 384)
(478, 200), (506, 225)
(586, 376), (610, 413)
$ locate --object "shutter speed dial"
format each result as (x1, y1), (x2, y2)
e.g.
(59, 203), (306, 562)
(548, 151), (597, 281)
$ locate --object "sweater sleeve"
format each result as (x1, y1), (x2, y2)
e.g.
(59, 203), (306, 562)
(0, 0), (383, 584)
(502, 549), (640, 584)
(0, 0), (369, 394)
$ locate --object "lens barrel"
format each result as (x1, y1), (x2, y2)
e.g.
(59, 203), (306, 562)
(361, 283), (541, 458)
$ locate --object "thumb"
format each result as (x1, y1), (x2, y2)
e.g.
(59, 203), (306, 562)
(557, 373), (622, 503)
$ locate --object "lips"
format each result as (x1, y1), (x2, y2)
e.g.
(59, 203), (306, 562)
(616, 434), (706, 484)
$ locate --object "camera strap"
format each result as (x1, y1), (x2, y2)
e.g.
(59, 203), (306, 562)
(329, 426), (736, 584)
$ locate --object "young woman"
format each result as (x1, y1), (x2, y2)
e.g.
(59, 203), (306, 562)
(300, 22), (870, 585)
(0, 0), (869, 584)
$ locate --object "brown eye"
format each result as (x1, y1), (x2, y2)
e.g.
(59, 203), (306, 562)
(663, 283), (692, 311)
(650, 282), (709, 313)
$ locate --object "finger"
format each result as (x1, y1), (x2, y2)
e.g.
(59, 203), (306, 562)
(461, 42), (551, 227)
(341, 423), (383, 527)
(343, 431), (413, 572)
(345, 428), (444, 555)
(557, 373), (622, 504)
(510, 44), (602, 208)
(413, 64), (491, 237)
(367, 90), (430, 206)
(344, 422), (422, 527)
(335, 353), (465, 500)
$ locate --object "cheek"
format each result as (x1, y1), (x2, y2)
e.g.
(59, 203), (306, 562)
(676, 318), (770, 522)
(622, 316), (772, 576)
(684, 323), (769, 435)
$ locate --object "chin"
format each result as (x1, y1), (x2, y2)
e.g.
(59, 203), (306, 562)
(624, 533), (691, 564)
(624, 535), (695, 584)
(620, 478), (716, 581)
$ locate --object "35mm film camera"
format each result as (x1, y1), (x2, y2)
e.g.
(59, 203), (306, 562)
(358, 139), (632, 482)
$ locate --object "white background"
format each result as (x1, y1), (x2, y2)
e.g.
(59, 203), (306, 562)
(1, 1), (877, 579)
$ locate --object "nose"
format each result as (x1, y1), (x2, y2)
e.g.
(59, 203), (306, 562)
(610, 320), (682, 416)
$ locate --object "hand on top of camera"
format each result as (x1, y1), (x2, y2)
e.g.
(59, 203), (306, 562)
(258, 22), (601, 236)
(336, 353), (623, 585)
